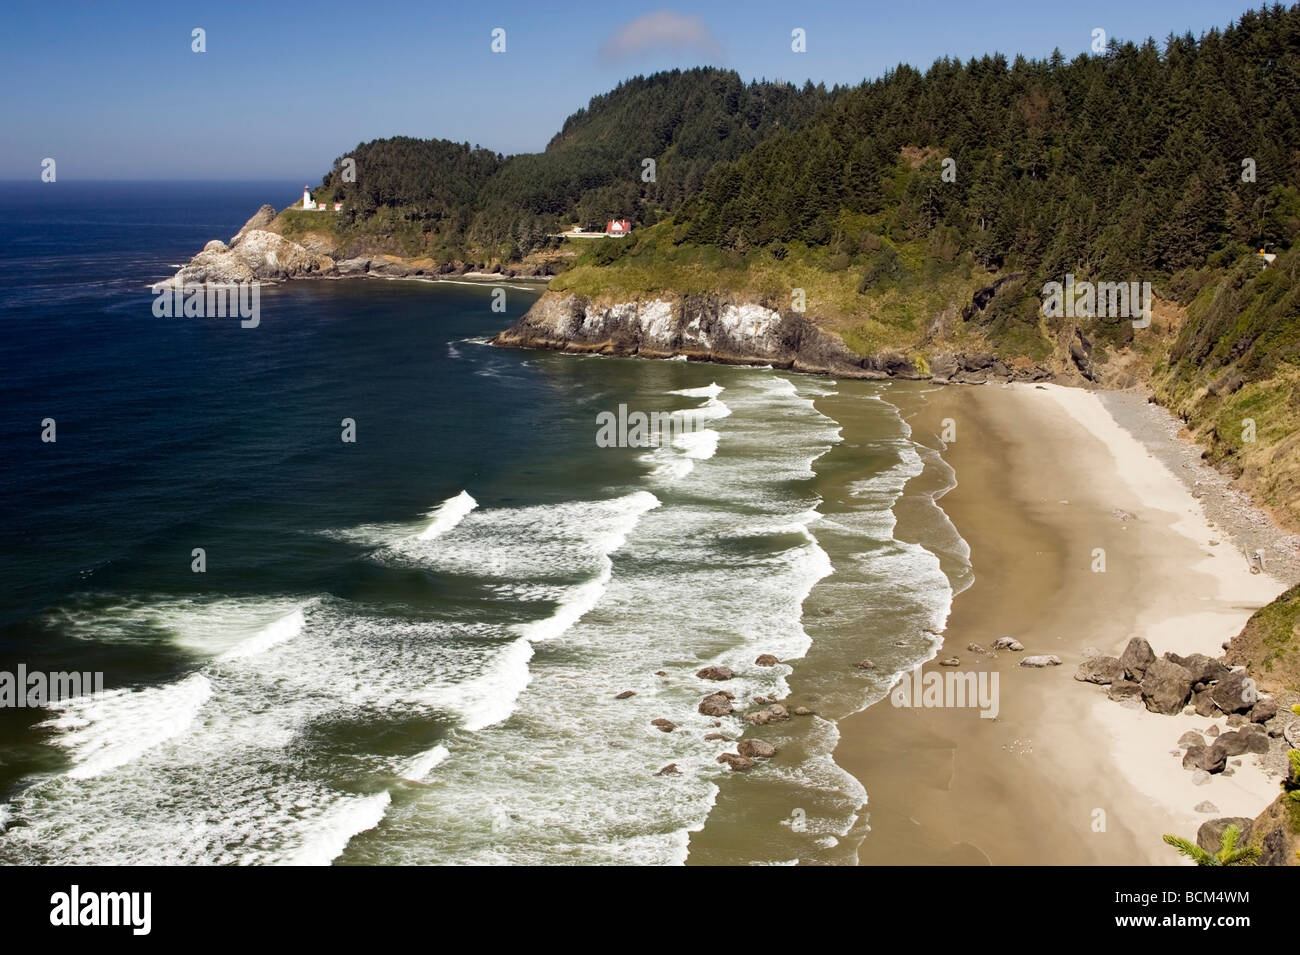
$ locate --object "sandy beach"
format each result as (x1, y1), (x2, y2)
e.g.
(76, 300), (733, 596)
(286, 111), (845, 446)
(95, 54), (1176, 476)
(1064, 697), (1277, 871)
(839, 382), (1294, 866)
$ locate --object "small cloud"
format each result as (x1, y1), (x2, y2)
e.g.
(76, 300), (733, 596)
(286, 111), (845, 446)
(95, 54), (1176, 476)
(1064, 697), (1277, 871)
(599, 10), (723, 63)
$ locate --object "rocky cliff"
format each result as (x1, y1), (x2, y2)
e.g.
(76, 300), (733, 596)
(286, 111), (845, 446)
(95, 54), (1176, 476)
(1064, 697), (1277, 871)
(492, 292), (1056, 383)
(158, 207), (334, 287)
(161, 207), (555, 287)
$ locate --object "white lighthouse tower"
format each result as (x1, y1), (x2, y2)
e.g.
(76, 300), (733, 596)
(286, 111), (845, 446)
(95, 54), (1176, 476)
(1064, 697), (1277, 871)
(302, 185), (313, 210)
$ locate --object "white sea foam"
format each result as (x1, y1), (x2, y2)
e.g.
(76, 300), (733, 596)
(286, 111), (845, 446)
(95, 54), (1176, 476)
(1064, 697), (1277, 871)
(688, 397), (731, 421)
(421, 637), (534, 731)
(2, 603), (509, 864)
(401, 745), (451, 781)
(418, 490), (477, 540)
(669, 382), (723, 399)
(217, 606), (307, 662)
(510, 491), (658, 641)
(641, 384), (727, 482)
(512, 574), (610, 643)
(643, 451), (696, 482)
(676, 428), (719, 460)
(280, 791), (392, 866)
(40, 673), (214, 780)
(46, 594), (308, 655)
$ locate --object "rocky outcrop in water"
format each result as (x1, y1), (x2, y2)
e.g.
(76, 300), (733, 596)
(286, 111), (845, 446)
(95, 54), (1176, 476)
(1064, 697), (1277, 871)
(161, 214), (335, 286)
(162, 206), (559, 287)
(493, 292), (1055, 382)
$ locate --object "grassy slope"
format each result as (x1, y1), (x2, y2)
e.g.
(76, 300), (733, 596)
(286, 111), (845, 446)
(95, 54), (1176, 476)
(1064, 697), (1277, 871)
(1228, 582), (1300, 694)
(548, 217), (1046, 360)
(1152, 245), (1300, 530)
(274, 204), (430, 258)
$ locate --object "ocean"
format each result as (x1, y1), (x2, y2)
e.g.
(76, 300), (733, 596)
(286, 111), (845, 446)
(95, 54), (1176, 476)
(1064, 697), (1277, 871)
(0, 181), (970, 865)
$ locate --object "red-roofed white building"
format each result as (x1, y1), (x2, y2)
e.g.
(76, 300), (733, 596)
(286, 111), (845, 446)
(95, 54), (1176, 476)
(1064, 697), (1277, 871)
(605, 219), (631, 236)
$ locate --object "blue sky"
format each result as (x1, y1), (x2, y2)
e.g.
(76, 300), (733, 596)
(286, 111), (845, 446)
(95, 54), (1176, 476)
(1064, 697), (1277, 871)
(0, 0), (1263, 180)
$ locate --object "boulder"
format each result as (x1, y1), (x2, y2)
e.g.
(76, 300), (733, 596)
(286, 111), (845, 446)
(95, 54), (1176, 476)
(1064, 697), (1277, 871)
(745, 710), (771, 725)
(1177, 731), (1206, 749)
(368, 257), (414, 277)
(853, 659), (877, 670)
(993, 636), (1024, 651)
(929, 352), (958, 380)
(1182, 744), (1227, 773)
(765, 704), (790, 722)
(1108, 679), (1143, 702)
(1020, 655), (1062, 668)
(1250, 699), (1278, 723)
(737, 739), (777, 759)
(1206, 725), (1220, 737)
(1194, 801), (1220, 814)
(698, 693), (733, 717)
(650, 718), (676, 733)
(696, 666), (734, 681)
(1242, 732), (1274, 753)
(755, 654), (780, 667)
(335, 256), (372, 276)
(1259, 827), (1290, 866)
(1210, 670), (1254, 715)
(1139, 658), (1194, 715)
(614, 690), (636, 699)
(1191, 689), (1217, 717)
(1165, 652), (1230, 685)
(1118, 637), (1155, 680)
(654, 763), (681, 776)
(967, 643), (987, 654)
(716, 753), (756, 771)
(939, 657), (961, 667)
(1075, 655), (1122, 685)
(1211, 732), (1251, 758)
(164, 228), (336, 286)
(703, 733), (730, 741)
(1216, 725), (1269, 756)
(793, 706), (812, 716)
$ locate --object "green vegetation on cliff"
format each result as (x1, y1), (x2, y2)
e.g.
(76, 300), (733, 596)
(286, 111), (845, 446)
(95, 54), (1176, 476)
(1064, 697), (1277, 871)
(1154, 244), (1300, 527)
(301, 69), (834, 264)
(556, 5), (1300, 362)
(1228, 581), (1300, 690)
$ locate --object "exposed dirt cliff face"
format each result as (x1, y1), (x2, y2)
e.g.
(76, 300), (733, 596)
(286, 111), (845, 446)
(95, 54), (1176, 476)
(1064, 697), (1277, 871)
(492, 292), (1056, 383)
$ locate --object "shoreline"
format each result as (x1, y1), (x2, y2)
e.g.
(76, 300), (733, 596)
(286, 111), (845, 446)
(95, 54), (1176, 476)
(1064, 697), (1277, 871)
(835, 382), (1294, 865)
(138, 252), (1300, 863)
